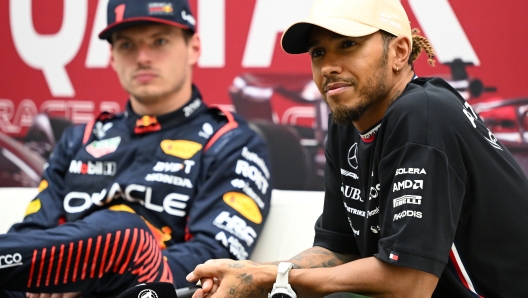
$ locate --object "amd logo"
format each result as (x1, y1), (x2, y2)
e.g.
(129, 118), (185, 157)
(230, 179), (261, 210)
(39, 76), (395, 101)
(392, 180), (423, 192)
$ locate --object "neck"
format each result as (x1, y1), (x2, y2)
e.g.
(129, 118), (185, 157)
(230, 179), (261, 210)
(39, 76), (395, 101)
(352, 67), (414, 132)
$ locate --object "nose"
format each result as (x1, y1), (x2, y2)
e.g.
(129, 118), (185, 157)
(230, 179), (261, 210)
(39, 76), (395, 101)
(320, 56), (341, 77)
(136, 43), (153, 65)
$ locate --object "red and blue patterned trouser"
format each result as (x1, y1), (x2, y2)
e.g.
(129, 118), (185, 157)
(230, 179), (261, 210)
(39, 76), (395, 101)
(0, 210), (173, 298)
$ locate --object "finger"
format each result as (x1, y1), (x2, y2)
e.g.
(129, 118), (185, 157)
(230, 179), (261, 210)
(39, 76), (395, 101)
(200, 277), (214, 292)
(191, 288), (204, 298)
(187, 263), (212, 282)
(63, 292), (82, 298)
(211, 278), (219, 293)
(186, 270), (199, 282)
(188, 259), (233, 282)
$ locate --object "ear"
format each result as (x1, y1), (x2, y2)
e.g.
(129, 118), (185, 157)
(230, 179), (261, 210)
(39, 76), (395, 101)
(187, 33), (201, 66)
(391, 36), (411, 71)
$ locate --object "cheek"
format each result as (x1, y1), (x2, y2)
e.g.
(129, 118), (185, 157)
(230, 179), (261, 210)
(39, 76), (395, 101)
(311, 68), (323, 91)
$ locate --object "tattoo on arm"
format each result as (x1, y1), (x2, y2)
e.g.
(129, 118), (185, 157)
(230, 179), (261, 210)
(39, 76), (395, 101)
(226, 273), (267, 297)
(288, 247), (357, 269)
(228, 262), (244, 269)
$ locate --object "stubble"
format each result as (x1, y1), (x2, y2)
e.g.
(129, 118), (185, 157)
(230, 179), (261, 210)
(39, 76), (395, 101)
(330, 50), (389, 125)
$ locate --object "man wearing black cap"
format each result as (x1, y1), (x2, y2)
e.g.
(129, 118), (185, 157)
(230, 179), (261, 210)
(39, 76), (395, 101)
(187, 0), (528, 297)
(0, 0), (271, 297)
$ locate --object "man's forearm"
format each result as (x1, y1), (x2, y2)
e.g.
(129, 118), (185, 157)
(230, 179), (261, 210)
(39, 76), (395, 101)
(286, 246), (359, 269)
(288, 256), (438, 298)
(187, 248), (437, 297)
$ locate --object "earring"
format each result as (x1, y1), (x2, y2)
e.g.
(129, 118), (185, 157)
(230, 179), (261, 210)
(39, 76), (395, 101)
(396, 66), (399, 73)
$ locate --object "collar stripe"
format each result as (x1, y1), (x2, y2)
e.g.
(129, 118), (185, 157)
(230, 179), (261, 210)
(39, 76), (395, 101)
(359, 123), (381, 143)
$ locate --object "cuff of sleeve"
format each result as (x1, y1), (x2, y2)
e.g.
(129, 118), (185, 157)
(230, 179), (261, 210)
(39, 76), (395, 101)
(375, 245), (446, 277)
(313, 228), (359, 255)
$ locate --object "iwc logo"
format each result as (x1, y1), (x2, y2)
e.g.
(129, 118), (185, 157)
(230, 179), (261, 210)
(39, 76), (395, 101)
(138, 289), (158, 298)
(348, 143), (359, 169)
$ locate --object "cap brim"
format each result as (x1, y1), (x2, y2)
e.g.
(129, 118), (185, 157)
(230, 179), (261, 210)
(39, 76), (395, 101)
(281, 18), (380, 54)
(98, 17), (192, 41)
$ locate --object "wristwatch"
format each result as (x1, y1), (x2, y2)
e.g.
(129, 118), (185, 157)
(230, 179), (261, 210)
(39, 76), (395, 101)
(268, 262), (297, 298)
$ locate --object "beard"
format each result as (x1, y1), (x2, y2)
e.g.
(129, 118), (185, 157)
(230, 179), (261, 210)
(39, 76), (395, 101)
(328, 51), (390, 125)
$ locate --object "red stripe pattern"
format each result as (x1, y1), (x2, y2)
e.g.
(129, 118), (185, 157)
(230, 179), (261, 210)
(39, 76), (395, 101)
(204, 108), (239, 152)
(26, 228), (173, 289)
(449, 244), (483, 297)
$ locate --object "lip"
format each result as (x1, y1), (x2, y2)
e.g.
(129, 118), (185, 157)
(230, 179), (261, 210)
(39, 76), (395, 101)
(324, 82), (352, 95)
(133, 71), (158, 83)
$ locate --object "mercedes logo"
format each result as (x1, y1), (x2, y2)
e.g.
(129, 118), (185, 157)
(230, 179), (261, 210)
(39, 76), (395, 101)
(348, 143), (358, 169)
(138, 289), (158, 298)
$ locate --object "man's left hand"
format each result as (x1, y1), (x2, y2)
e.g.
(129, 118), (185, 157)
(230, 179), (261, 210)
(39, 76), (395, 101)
(187, 259), (275, 298)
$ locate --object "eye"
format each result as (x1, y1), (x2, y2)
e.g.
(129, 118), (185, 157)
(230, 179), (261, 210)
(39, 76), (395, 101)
(309, 48), (325, 58)
(154, 38), (168, 46)
(117, 41), (133, 50)
(341, 40), (356, 48)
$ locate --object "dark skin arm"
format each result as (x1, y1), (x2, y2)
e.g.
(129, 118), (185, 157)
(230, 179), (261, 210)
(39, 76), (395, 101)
(187, 246), (438, 298)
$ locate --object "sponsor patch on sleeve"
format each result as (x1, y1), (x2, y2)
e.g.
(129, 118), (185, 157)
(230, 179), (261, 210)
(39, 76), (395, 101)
(223, 192), (262, 224)
(25, 199), (41, 216)
(160, 140), (202, 159)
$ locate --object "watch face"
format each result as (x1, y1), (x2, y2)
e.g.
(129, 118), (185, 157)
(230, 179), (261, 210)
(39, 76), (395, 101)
(271, 294), (292, 298)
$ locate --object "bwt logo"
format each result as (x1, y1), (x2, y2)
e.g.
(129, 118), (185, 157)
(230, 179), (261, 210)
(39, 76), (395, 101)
(0, 253), (23, 269)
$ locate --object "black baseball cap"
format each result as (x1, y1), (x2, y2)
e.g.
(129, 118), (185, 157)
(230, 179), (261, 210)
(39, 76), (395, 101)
(98, 0), (196, 41)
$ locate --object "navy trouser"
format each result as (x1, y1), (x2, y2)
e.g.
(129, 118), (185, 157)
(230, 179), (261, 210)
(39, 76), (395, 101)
(0, 210), (173, 298)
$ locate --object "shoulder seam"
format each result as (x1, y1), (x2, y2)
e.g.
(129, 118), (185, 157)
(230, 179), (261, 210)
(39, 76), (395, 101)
(204, 107), (239, 152)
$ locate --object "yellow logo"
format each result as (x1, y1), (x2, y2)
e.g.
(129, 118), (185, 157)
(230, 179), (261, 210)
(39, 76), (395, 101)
(109, 205), (172, 249)
(25, 199), (41, 216)
(109, 204), (135, 213)
(223, 192), (262, 224)
(161, 140), (202, 159)
(38, 180), (48, 192)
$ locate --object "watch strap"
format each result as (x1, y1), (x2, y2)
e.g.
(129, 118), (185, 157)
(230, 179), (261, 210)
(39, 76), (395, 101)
(268, 262), (296, 298)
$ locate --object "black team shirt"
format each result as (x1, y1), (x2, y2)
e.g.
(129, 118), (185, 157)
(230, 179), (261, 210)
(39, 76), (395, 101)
(314, 77), (528, 297)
